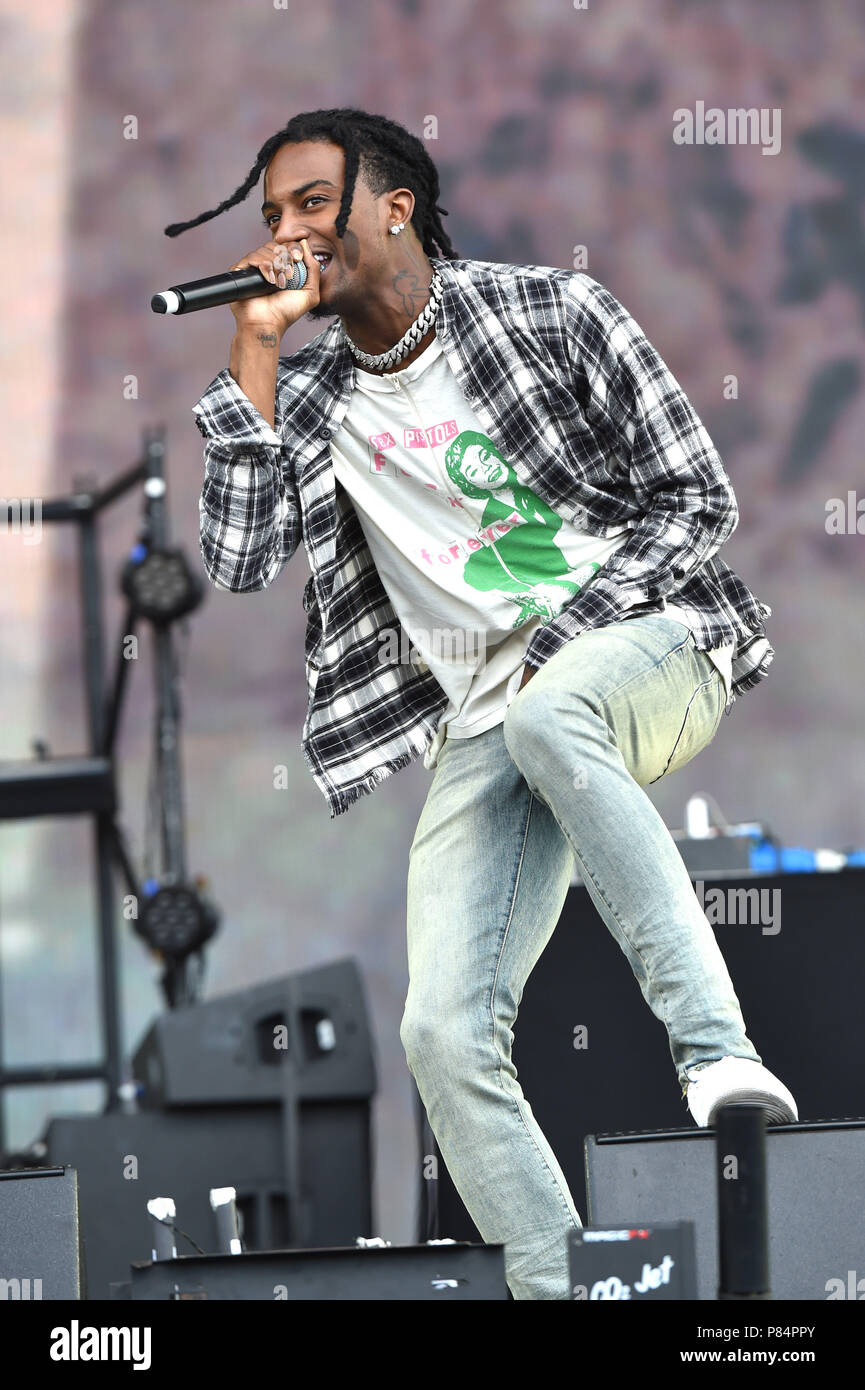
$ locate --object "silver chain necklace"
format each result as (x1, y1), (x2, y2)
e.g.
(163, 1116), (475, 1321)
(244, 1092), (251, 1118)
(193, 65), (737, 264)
(341, 269), (444, 372)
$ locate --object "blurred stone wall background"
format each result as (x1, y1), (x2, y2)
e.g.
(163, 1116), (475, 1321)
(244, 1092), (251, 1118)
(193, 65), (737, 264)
(2, 0), (863, 1244)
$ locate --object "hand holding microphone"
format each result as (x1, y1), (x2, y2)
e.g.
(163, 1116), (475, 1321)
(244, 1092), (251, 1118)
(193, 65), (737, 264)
(151, 237), (322, 338)
(228, 237), (321, 336)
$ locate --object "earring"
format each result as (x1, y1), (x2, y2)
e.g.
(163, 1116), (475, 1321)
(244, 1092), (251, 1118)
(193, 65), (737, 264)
(390, 222), (405, 235)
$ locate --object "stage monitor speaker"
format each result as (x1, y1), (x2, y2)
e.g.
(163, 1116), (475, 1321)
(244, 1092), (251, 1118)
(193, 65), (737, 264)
(584, 1118), (865, 1300)
(0, 1165), (83, 1299)
(131, 957), (375, 1108)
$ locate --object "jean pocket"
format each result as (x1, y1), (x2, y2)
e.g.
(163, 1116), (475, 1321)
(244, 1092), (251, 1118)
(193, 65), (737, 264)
(649, 662), (725, 783)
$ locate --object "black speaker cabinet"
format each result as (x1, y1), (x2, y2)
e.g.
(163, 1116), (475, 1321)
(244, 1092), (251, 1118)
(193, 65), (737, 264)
(417, 868), (865, 1243)
(44, 1109), (287, 1301)
(0, 1166), (83, 1299)
(584, 1119), (865, 1300)
(44, 1101), (375, 1301)
(131, 957), (375, 1108)
(43, 959), (378, 1299)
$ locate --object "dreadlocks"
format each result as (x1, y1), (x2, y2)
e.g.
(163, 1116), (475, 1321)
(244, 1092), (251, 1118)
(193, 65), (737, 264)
(164, 107), (460, 260)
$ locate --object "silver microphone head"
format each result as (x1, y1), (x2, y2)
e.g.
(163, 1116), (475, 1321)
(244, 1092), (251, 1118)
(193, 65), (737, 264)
(285, 260), (307, 290)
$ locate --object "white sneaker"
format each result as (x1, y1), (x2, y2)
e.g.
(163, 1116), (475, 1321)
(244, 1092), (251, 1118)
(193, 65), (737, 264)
(685, 1057), (798, 1128)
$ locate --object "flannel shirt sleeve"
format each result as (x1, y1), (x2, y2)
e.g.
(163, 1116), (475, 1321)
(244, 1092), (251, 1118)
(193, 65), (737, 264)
(522, 274), (739, 670)
(192, 363), (301, 593)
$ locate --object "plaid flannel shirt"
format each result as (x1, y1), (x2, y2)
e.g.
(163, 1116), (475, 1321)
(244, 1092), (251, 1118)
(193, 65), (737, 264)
(192, 256), (774, 819)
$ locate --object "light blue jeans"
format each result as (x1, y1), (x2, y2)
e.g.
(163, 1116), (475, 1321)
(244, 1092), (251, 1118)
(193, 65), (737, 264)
(401, 615), (762, 1300)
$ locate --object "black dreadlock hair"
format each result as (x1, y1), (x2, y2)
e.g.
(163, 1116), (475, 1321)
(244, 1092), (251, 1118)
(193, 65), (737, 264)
(164, 106), (460, 259)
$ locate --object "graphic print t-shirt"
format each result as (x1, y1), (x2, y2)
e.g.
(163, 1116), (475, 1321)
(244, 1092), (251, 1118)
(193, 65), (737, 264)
(329, 334), (733, 768)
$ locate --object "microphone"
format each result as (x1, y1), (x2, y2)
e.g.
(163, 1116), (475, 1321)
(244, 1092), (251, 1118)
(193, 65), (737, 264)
(151, 259), (308, 314)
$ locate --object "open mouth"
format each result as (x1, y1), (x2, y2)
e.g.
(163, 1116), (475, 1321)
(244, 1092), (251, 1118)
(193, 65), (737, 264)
(313, 252), (333, 276)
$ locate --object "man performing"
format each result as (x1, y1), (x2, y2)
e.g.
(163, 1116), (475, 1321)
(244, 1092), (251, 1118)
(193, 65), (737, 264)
(169, 106), (797, 1301)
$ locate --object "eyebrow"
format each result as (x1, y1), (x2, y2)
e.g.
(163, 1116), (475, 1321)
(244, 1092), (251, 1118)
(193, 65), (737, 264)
(261, 179), (338, 213)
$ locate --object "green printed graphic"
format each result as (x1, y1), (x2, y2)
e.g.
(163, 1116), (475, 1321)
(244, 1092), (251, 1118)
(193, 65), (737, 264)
(444, 429), (600, 625)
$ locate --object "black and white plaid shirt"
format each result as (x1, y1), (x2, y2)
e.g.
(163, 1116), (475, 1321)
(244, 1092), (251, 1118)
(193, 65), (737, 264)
(192, 256), (773, 819)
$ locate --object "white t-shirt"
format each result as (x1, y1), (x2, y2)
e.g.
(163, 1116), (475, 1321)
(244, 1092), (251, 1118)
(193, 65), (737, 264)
(329, 334), (733, 769)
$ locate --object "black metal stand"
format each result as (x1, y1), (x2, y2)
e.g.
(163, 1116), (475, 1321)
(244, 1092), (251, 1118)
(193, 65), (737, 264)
(0, 426), (218, 1152)
(715, 1104), (771, 1299)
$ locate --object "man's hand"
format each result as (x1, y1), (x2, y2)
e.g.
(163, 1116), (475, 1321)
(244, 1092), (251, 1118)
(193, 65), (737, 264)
(518, 662), (536, 692)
